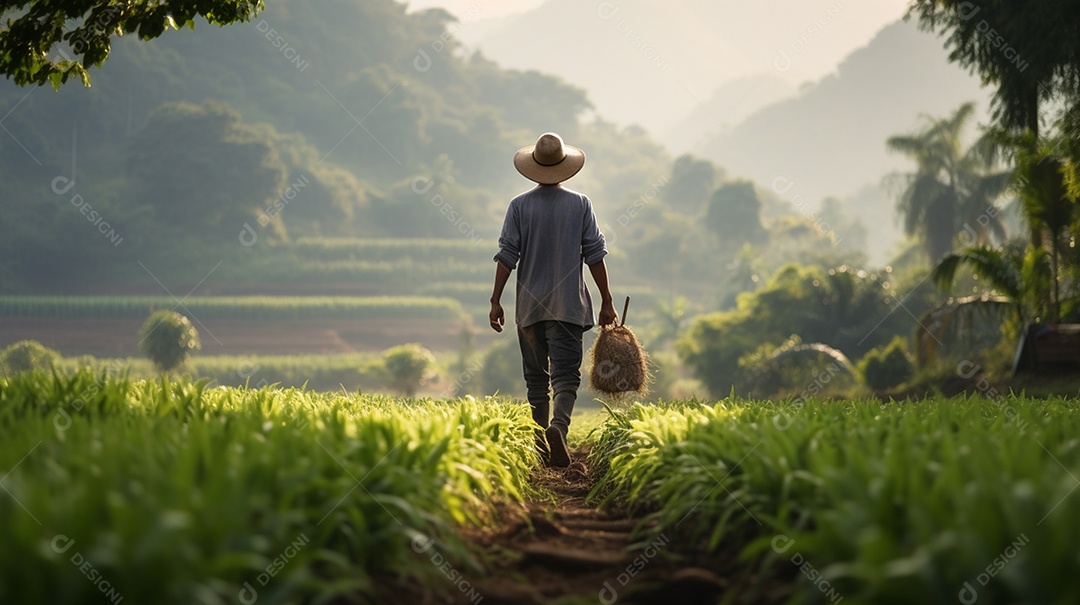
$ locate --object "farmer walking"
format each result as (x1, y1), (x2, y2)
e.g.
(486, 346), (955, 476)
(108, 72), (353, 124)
(489, 132), (617, 467)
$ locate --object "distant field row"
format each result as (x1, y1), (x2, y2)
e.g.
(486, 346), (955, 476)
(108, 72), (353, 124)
(285, 259), (490, 285)
(294, 237), (491, 262)
(55, 354), (387, 393)
(0, 295), (467, 320)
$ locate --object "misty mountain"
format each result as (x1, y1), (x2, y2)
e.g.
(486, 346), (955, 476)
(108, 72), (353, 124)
(466, 0), (907, 137)
(662, 74), (795, 154)
(695, 19), (991, 263)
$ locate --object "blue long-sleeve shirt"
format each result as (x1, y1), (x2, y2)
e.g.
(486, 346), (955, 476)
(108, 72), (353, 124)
(494, 185), (607, 329)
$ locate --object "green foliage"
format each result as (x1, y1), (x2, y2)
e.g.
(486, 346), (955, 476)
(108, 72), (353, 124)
(928, 132), (1080, 331)
(0, 0), (609, 291)
(0, 340), (61, 377)
(908, 0), (1080, 136)
(1012, 143), (1080, 322)
(381, 343), (436, 397)
(927, 241), (1037, 365)
(678, 264), (930, 398)
(138, 310), (201, 372)
(916, 294), (1014, 368)
(858, 336), (915, 390)
(0, 369), (537, 604)
(738, 336), (862, 400)
(128, 100), (288, 240)
(933, 244), (1024, 306)
(590, 397), (1080, 603)
(0, 0), (263, 88)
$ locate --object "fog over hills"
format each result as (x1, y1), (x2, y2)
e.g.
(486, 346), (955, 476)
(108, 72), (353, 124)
(696, 19), (990, 263)
(456, 2), (992, 264)
(453, 0), (911, 137)
(699, 19), (989, 201)
(663, 73), (796, 153)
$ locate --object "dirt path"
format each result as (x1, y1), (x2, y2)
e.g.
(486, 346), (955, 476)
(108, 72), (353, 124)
(460, 450), (732, 605)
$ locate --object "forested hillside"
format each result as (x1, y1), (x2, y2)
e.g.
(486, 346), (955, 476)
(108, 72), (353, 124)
(0, 0), (862, 320)
(0, 0), (669, 293)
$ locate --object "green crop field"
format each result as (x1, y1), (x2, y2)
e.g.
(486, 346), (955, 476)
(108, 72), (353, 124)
(0, 296), (467, 321)
(3, 370), (1079, 604)
(54, 354), (390, 393)
(0, 370), (535, 604)
(588, 398), (1080, 604)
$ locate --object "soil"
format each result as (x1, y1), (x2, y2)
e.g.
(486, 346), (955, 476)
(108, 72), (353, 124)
(396, 448), (788, 605)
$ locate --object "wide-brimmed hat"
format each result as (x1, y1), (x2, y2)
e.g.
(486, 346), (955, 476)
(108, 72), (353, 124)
(513, 132), (586, 185)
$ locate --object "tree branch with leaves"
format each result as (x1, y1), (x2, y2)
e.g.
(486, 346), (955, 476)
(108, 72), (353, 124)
(0, 0), (263, 88)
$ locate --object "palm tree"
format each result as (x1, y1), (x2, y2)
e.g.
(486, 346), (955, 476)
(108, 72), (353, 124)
(1013, 145), (1077, 323)
(887, 103), (1013, 263)
(931, 243), (1029, 323)
(927, 241), (1053, 365)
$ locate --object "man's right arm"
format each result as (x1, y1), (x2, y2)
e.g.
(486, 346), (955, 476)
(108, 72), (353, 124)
(491, 200), (519, 333)
(489, 260), (512, 332)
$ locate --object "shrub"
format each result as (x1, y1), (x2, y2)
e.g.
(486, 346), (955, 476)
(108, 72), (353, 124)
(0, 340), (61, 377)
(859, 336), (915, 391)
(382, 343), (436, 397)
(138, 310), (201, 372)
(480, 337), (523, 396)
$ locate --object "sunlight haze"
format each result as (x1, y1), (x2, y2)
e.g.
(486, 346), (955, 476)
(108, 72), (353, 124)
(409, 0), (915, 136)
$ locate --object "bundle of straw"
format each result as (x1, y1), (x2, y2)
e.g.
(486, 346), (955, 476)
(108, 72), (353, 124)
(588, 297), (649, 397)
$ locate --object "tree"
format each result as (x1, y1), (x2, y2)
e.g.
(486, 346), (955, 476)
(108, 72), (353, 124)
(1012, 144), (1078, 323)
(859, 336), (915, 391)
(480, 337), (523, 397)
(932, 243), (1028, 319)
(704, 181), (767, 245)
(381, 343), (436, 397)
(127, 100), (288, 241)
(887, 103), (1012, 263)
(0, 0), (263, 88)
(931, 139), (1079, 324)
(907, 0), (1080, 138)
(665, 155), (720, 213)
(138, 310), (201, 372)
(0, 340), (61, 376)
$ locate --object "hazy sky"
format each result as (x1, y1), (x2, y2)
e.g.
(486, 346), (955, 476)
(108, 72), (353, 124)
(406, 0), (546, 19)
(405, 0), (918, 135)
(407, 0), (914, 82)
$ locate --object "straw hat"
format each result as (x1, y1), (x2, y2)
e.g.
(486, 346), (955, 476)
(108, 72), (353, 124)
(513, 132), (586, 185)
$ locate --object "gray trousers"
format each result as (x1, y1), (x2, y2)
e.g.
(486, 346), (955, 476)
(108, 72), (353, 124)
(518, 320), (584, 434)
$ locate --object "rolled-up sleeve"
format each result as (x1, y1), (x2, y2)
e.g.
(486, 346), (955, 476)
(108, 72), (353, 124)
(581, 197), (607, 266)
(494, 202), (520, 270)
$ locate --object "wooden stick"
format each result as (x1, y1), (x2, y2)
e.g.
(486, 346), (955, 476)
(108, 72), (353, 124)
(621, 296), (630, 327)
